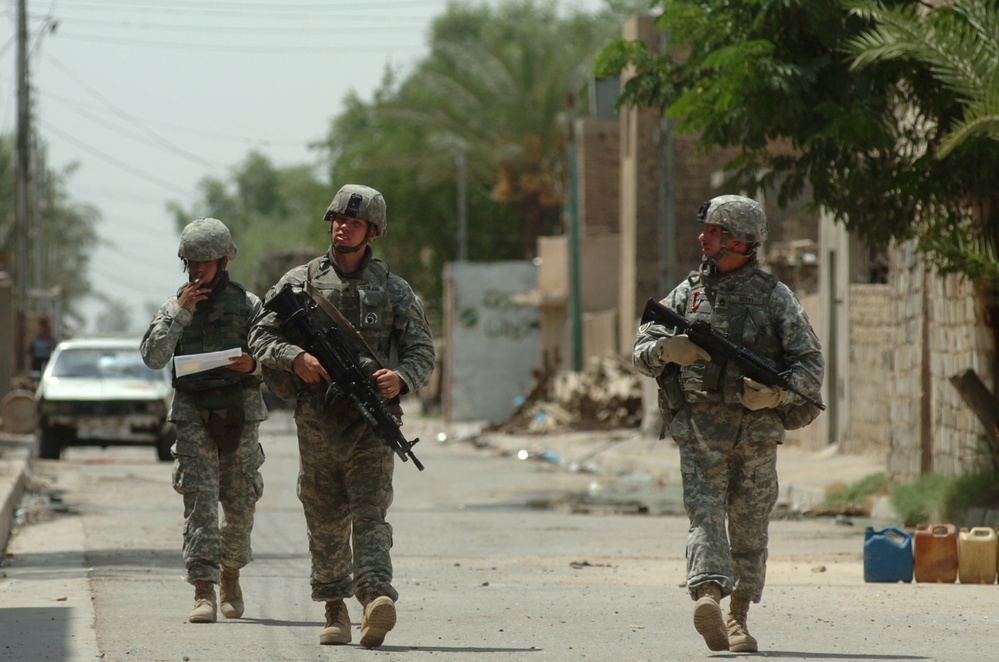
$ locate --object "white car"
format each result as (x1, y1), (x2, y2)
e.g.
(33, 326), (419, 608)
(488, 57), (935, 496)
(35, 338), (176, 461)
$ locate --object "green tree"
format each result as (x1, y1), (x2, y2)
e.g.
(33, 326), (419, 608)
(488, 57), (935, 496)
(167, 150), (330, 293)
(0, 135), (99, 327)
(594, 0), (999, 288)
(843, 0), (999, 288)
(383, 0), (619, 257)
(316, 0), (638, 323)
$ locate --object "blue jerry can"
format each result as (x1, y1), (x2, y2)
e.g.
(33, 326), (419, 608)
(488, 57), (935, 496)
(864, 526), (913, 583)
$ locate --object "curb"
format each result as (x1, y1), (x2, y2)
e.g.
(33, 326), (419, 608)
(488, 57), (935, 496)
(0, 433), (33, 555)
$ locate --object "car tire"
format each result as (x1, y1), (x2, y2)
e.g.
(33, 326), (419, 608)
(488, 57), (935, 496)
(156, 426), (177, 462)
(38, 426), (63, 460)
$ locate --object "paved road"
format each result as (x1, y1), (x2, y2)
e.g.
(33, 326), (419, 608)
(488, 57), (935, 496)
(0, 410), (994, 661)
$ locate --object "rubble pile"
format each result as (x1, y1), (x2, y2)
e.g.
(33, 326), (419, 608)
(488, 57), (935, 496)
(486, 356), (643, 434)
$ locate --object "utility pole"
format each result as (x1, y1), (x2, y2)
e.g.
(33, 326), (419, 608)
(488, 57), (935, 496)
(15, 0), (31, 373)
(456, 150), (468, 262)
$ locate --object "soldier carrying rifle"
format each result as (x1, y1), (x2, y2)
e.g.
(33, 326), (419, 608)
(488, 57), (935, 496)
(249, 184), (435, 649)
(633, 195), (824, 654)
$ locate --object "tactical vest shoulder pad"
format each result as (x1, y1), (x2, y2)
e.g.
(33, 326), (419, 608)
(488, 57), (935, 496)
(369, 257), (390, 281)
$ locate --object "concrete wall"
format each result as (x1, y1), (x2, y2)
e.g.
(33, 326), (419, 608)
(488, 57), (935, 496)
(883, 246), (995, 479)
(576, 117), (620, 236)
(834, 236), (996, 479)
(0, 274), (11, 400)
(443, 261), (541, 423)
(617, 14), (665, 356)
(842, 283), (893, 457)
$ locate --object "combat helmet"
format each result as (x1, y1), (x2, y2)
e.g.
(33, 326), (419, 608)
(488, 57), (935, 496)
(177, 217), (237, 262)
(323, 184), (387, 237)
(697, 195), (768, 246)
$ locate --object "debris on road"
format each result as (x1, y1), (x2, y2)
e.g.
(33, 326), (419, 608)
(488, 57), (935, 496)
(486, 356), (643, 434)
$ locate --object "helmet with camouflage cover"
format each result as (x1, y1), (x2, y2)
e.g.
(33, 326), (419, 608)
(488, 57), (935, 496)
(177, 217), (238, 262)
(697, 195), (768, 246)
(323, 184), (387, 237)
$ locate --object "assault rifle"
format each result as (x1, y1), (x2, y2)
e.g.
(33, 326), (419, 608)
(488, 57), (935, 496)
(641, 297), (825, 411)
(265, 284), (425, 470)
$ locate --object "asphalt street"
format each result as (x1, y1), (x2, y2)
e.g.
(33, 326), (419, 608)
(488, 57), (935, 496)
(0, 406), (994, 661)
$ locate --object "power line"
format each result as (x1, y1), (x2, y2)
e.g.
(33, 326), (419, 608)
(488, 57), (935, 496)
(54, 0), (443, 13)
(32, 53), (311, 148)
(50, 32), (427, 53)
(37, 59), (225, 169)
(39, 120), (193, 196)
(39, 14), (432, 32)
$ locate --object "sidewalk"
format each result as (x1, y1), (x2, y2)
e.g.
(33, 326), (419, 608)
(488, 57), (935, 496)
(0, 431), (33, 555)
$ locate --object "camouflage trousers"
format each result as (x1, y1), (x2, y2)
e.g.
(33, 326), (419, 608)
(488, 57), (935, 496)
(295, 406), (396, 605)
(673, 404), (779, 603)
(171, 418), (265, 584)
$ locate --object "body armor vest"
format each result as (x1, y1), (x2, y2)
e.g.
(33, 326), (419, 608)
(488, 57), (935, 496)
(173, 276), (261, 393)
(658, 268), (782, 406)
(306, 254), (395, 363)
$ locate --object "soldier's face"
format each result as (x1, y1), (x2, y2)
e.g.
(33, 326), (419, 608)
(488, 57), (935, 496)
(187, 259), (220, 285)
(699, 223), (725, 259)
(331, 215), (373, 250)
(699, 223), (748, 261)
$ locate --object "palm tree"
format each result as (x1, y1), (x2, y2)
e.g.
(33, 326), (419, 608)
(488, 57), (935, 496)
(845, 0), (999, 157)
(380, 2), (619, 258)
(845, 0), (999, 289)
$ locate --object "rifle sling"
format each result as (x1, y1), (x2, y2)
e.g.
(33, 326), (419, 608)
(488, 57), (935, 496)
(304, 257), (388, 371)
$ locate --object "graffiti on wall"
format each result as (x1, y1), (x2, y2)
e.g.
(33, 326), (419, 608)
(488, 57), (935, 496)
(458, 289), (538, 342)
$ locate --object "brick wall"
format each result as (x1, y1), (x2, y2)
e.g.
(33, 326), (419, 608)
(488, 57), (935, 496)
(869, 246), (996, 480)
(617, 14), (663, 354)
(843, 284), (893, 456)
(575, 117), (620, 236)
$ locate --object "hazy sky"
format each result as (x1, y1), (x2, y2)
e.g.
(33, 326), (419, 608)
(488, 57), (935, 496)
(1, 0), (606, 335)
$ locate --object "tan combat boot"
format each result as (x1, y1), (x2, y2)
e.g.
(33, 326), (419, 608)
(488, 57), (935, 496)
(727, 595), (759, 653)
(188, 580), (217, 623)
(219, 568), (244, 619)
(359, 596), (396, 648)
(319, 599), (352, 645)
(692, 582), (728, 651)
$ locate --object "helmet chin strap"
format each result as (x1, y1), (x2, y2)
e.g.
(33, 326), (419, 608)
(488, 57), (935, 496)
(333, 240), (366, 254)
(699, 229), (757, 275)
(332, 227), (376, 254)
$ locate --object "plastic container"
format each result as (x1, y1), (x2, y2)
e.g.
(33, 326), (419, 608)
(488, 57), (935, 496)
(864, 527), (913, 583)
(958, 526), (998, 585)
(914, 523), (958, 583)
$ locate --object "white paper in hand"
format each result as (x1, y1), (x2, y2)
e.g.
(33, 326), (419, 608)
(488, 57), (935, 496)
(174, 348), (242, 377)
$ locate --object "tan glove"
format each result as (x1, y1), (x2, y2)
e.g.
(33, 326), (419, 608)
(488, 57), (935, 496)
(741, 377), (790, 411)
(654, 335), (711, 366)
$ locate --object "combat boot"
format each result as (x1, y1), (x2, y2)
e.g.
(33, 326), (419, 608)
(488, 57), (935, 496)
(319, 599), (352, 645)
(188, 580), (217, 623)
(692, 582), (728, 651)
(359, 595), (396, 648)
(219, 568), (244, 619)
(727, 595), (759, 653)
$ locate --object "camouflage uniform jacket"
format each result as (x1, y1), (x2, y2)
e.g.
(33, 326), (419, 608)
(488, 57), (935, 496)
(633, 263), (824, 443)
(249, 246), (436, 418)
(141, 275), (267, 423)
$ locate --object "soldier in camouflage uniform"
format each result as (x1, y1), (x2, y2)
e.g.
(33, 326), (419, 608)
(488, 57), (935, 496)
(633, 195), (824, 653)
(248, 184), (435, 648)
(140, 218), (267, 624)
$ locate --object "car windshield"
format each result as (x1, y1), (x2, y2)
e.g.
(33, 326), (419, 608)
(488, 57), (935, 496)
(50, 348), (163, 381)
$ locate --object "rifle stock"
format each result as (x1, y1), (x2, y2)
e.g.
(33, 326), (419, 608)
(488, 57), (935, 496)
(641, 297), (825, 411)
(266, 284), (425, 470)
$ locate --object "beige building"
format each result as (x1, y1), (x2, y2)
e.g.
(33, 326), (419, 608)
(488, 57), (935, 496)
(524, 12), (997, 483)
